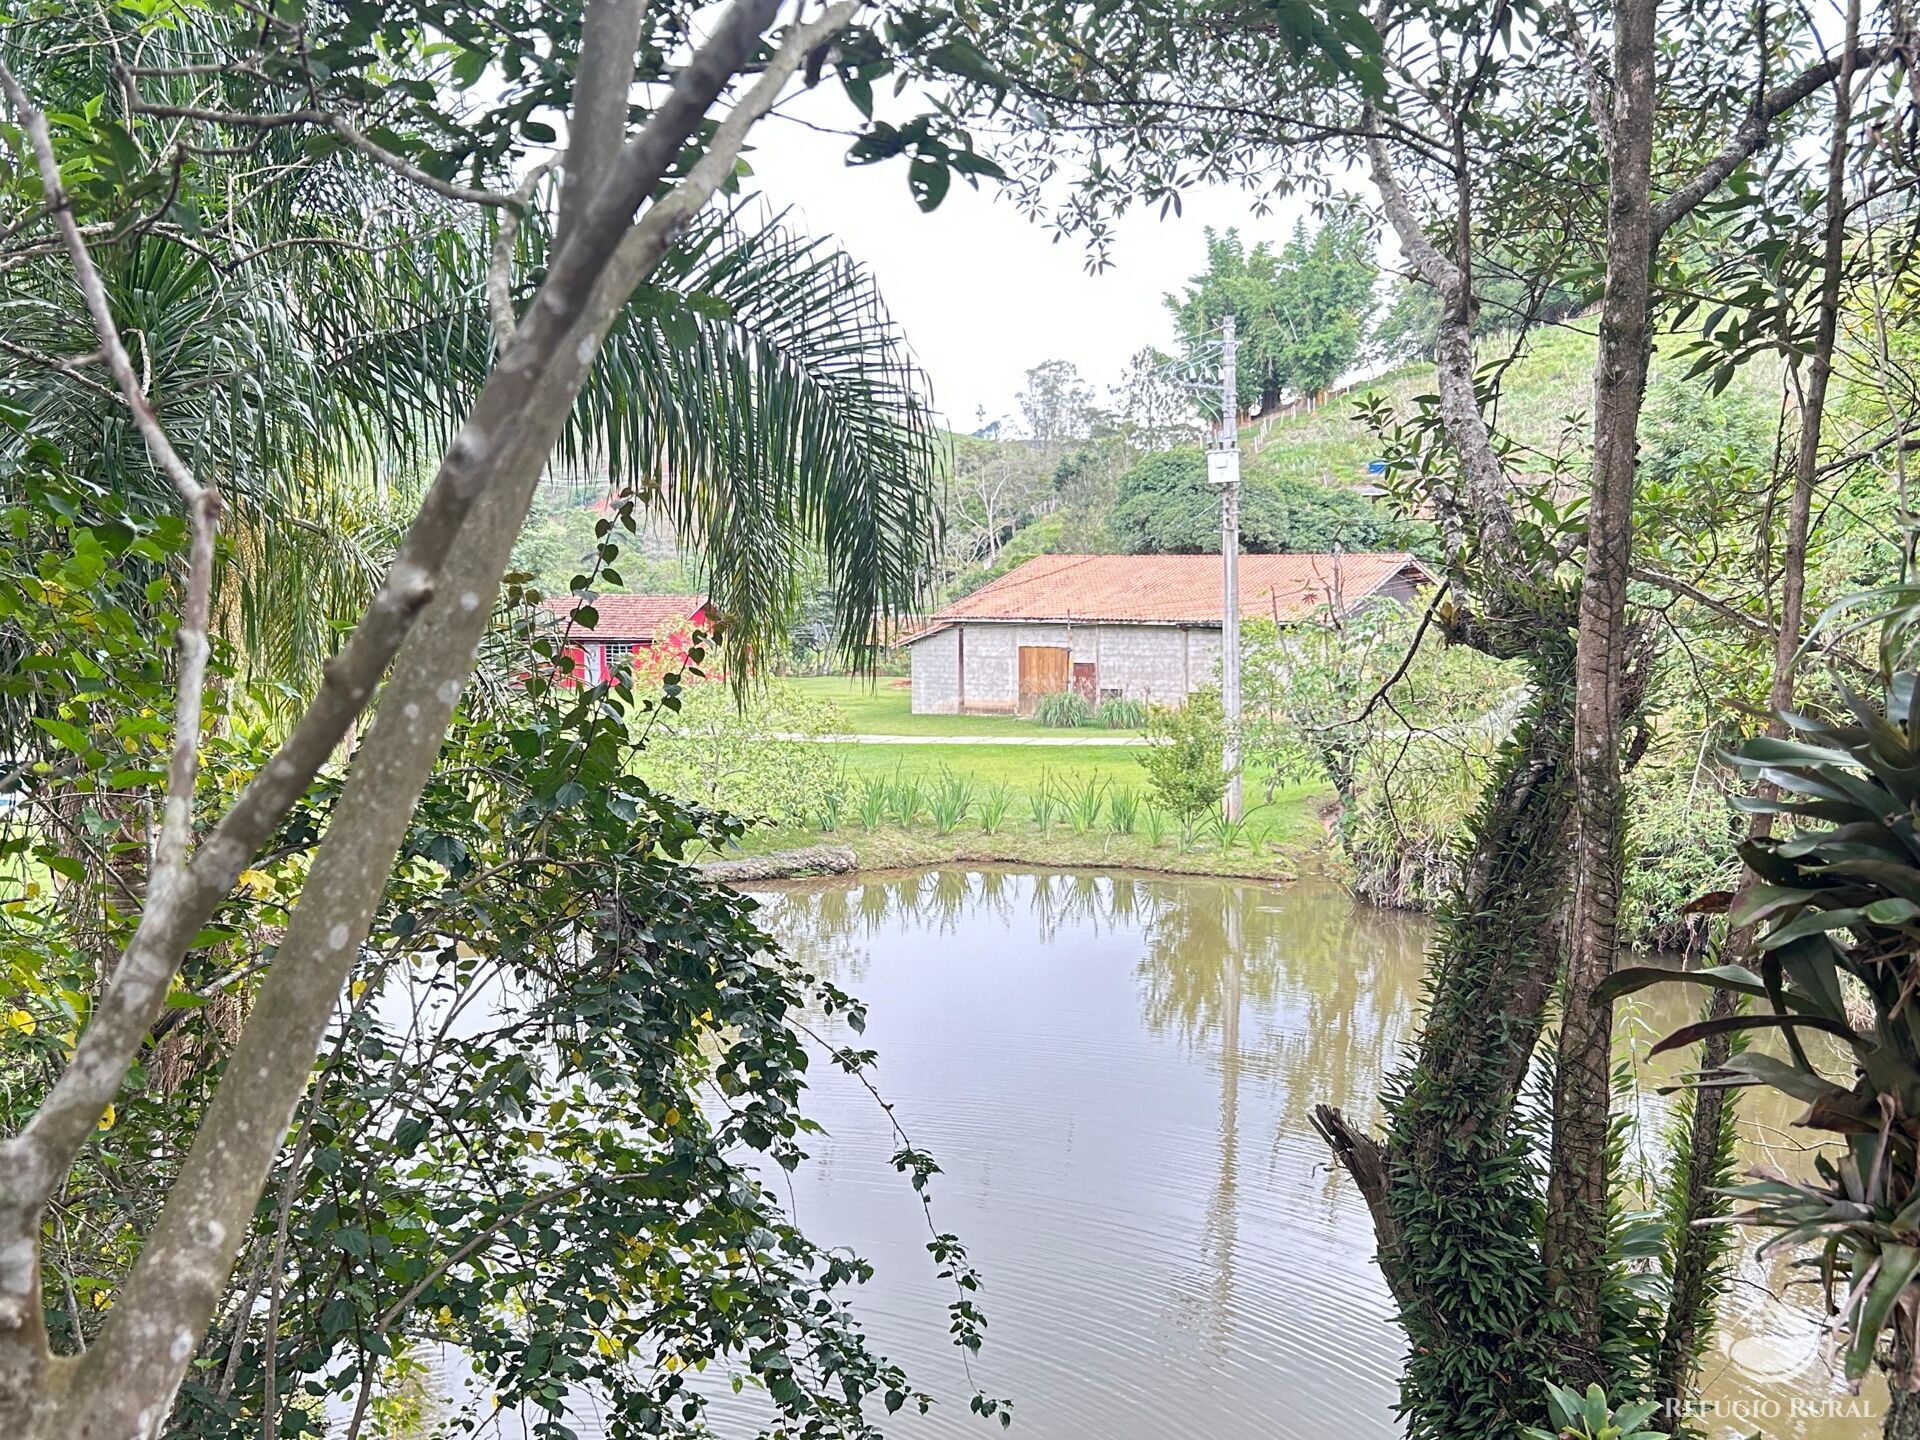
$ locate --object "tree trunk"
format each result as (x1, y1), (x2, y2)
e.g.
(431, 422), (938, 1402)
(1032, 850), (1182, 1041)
(1317, 607), (1580, 1436)
(1544, 0), (1660, 1376)
(1888, 1389), (1920, 1440)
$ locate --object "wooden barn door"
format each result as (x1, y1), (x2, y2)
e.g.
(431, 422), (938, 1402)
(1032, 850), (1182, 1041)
(1017, 645), (1070, 716)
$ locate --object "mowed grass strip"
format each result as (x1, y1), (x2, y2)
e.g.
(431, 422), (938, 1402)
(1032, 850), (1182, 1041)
(830, 740), (1148, 788)
(780, 675), (1143, 739)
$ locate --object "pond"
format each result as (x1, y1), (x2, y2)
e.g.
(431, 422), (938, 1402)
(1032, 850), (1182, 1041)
(705, 867), (1877, 1440)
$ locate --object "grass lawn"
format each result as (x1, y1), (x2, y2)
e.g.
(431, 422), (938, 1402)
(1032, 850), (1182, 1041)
(778, 675), (1142, 739)
(828, 740), (1149, 789)
(720, 731), (1332, 879)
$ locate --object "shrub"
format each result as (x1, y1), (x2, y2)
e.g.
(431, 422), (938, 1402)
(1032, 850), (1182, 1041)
(886, 773), (922, 828)
(927, 772), (975, 835)
(1035, 691), (1094, 728)
(1094, 696), (1147, 730)
(1064, 776), (1107, 834)
(1141, 805), (1168, 847)
(1207, 811), (1249, 855)
(1026, 777), (1059, 830)
(1138, 688), (1228, 827)
(856, 775), (889, 831)
(1342, 729), (1492, 909)
(1619, 757), (1742, 951)
(641, 680), (843, 829)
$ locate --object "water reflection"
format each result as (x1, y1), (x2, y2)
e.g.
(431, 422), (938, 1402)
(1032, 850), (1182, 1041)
(744, 869), (1877, 1440)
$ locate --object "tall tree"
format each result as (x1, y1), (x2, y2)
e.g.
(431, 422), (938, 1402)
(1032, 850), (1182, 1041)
(1015, 357), (1096, 451)
(1110, 345), (1208, 452)
(1165, 215), (1378, 419)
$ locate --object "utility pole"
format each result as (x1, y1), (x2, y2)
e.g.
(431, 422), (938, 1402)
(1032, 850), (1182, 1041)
(1208, 314), (1243, 822)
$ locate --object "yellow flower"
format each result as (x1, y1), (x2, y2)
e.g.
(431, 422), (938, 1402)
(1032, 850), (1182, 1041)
(98, 1104), (115, 1131)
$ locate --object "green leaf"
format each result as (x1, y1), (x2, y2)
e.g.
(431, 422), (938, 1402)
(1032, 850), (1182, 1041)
(31, 717), (91, 753)
(1649, 1012), (1867, 1061)
(1730, 883), (1817, 928)
(1760, 906), (1868, 948)
(319, 1296), (357, 1336)
(1595, 962), (1768, 1005)
(908, 155), (951, 212)
(1848, 1245), (1920, 1381)
(1866, 897), (1920, 925)
(1711, 1051), (1852, 1106)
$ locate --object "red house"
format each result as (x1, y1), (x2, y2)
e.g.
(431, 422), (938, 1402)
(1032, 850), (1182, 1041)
(540, 594), (708, 685)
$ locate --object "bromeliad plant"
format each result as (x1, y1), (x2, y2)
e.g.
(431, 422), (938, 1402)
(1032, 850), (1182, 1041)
(1519, 1382), (1666, 1440)
(1607, 673), (1920, 1392)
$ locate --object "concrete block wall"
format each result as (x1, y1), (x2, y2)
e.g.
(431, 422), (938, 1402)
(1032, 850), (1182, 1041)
(1086, 625), (1191, 707)
(908, 626), (960, 713)
(1186, 629), (1223, 694)
(909, 621), (1219, 714)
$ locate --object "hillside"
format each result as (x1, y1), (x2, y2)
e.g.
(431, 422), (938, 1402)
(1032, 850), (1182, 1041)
(1238, 322), (1606, 489)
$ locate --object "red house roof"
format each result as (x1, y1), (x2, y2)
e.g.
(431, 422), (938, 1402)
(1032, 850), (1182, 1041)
(541, 594), (706, 642)
(916, 553), (1429, 634)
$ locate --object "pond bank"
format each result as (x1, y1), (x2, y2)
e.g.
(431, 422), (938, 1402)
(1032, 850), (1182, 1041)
(707, 823), (1328, 885)
(697, 844), (859, 882)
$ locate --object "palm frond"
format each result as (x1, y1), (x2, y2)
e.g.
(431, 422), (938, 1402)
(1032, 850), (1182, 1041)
(559, 205), (943, 668)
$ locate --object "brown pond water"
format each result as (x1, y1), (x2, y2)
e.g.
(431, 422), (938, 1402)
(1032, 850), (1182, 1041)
(703, 867), (1881, 1440)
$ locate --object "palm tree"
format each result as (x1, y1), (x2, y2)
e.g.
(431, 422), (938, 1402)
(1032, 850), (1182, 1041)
(4, 207), (935, 680)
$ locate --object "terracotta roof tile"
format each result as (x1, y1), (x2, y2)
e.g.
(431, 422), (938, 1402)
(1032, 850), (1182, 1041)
(929, 553), (1428, 627)
(541, 593), (706, 641)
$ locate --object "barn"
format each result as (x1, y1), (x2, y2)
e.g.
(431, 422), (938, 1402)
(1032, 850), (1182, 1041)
(902, 552), (1432, 716)
(541, 593), (707, 684)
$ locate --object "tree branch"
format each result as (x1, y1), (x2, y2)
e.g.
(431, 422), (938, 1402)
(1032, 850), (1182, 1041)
(0, 59), (219, 947)
(1348, 581), (1450, 727)
(1651, 41), (1895, 239)
(116, 80), (522, 210)
(1632, 564), (1874, 679)
(1362, 111), (1516, 563)
(559, 0), (651, 242)
(488, 160), (557, 344)
(1364, 107), (1459, 299)
(1554, 0), (1611, 153)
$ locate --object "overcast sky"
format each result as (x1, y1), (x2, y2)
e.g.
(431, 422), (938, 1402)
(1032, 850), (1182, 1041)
(743, 91), (1326, 435)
